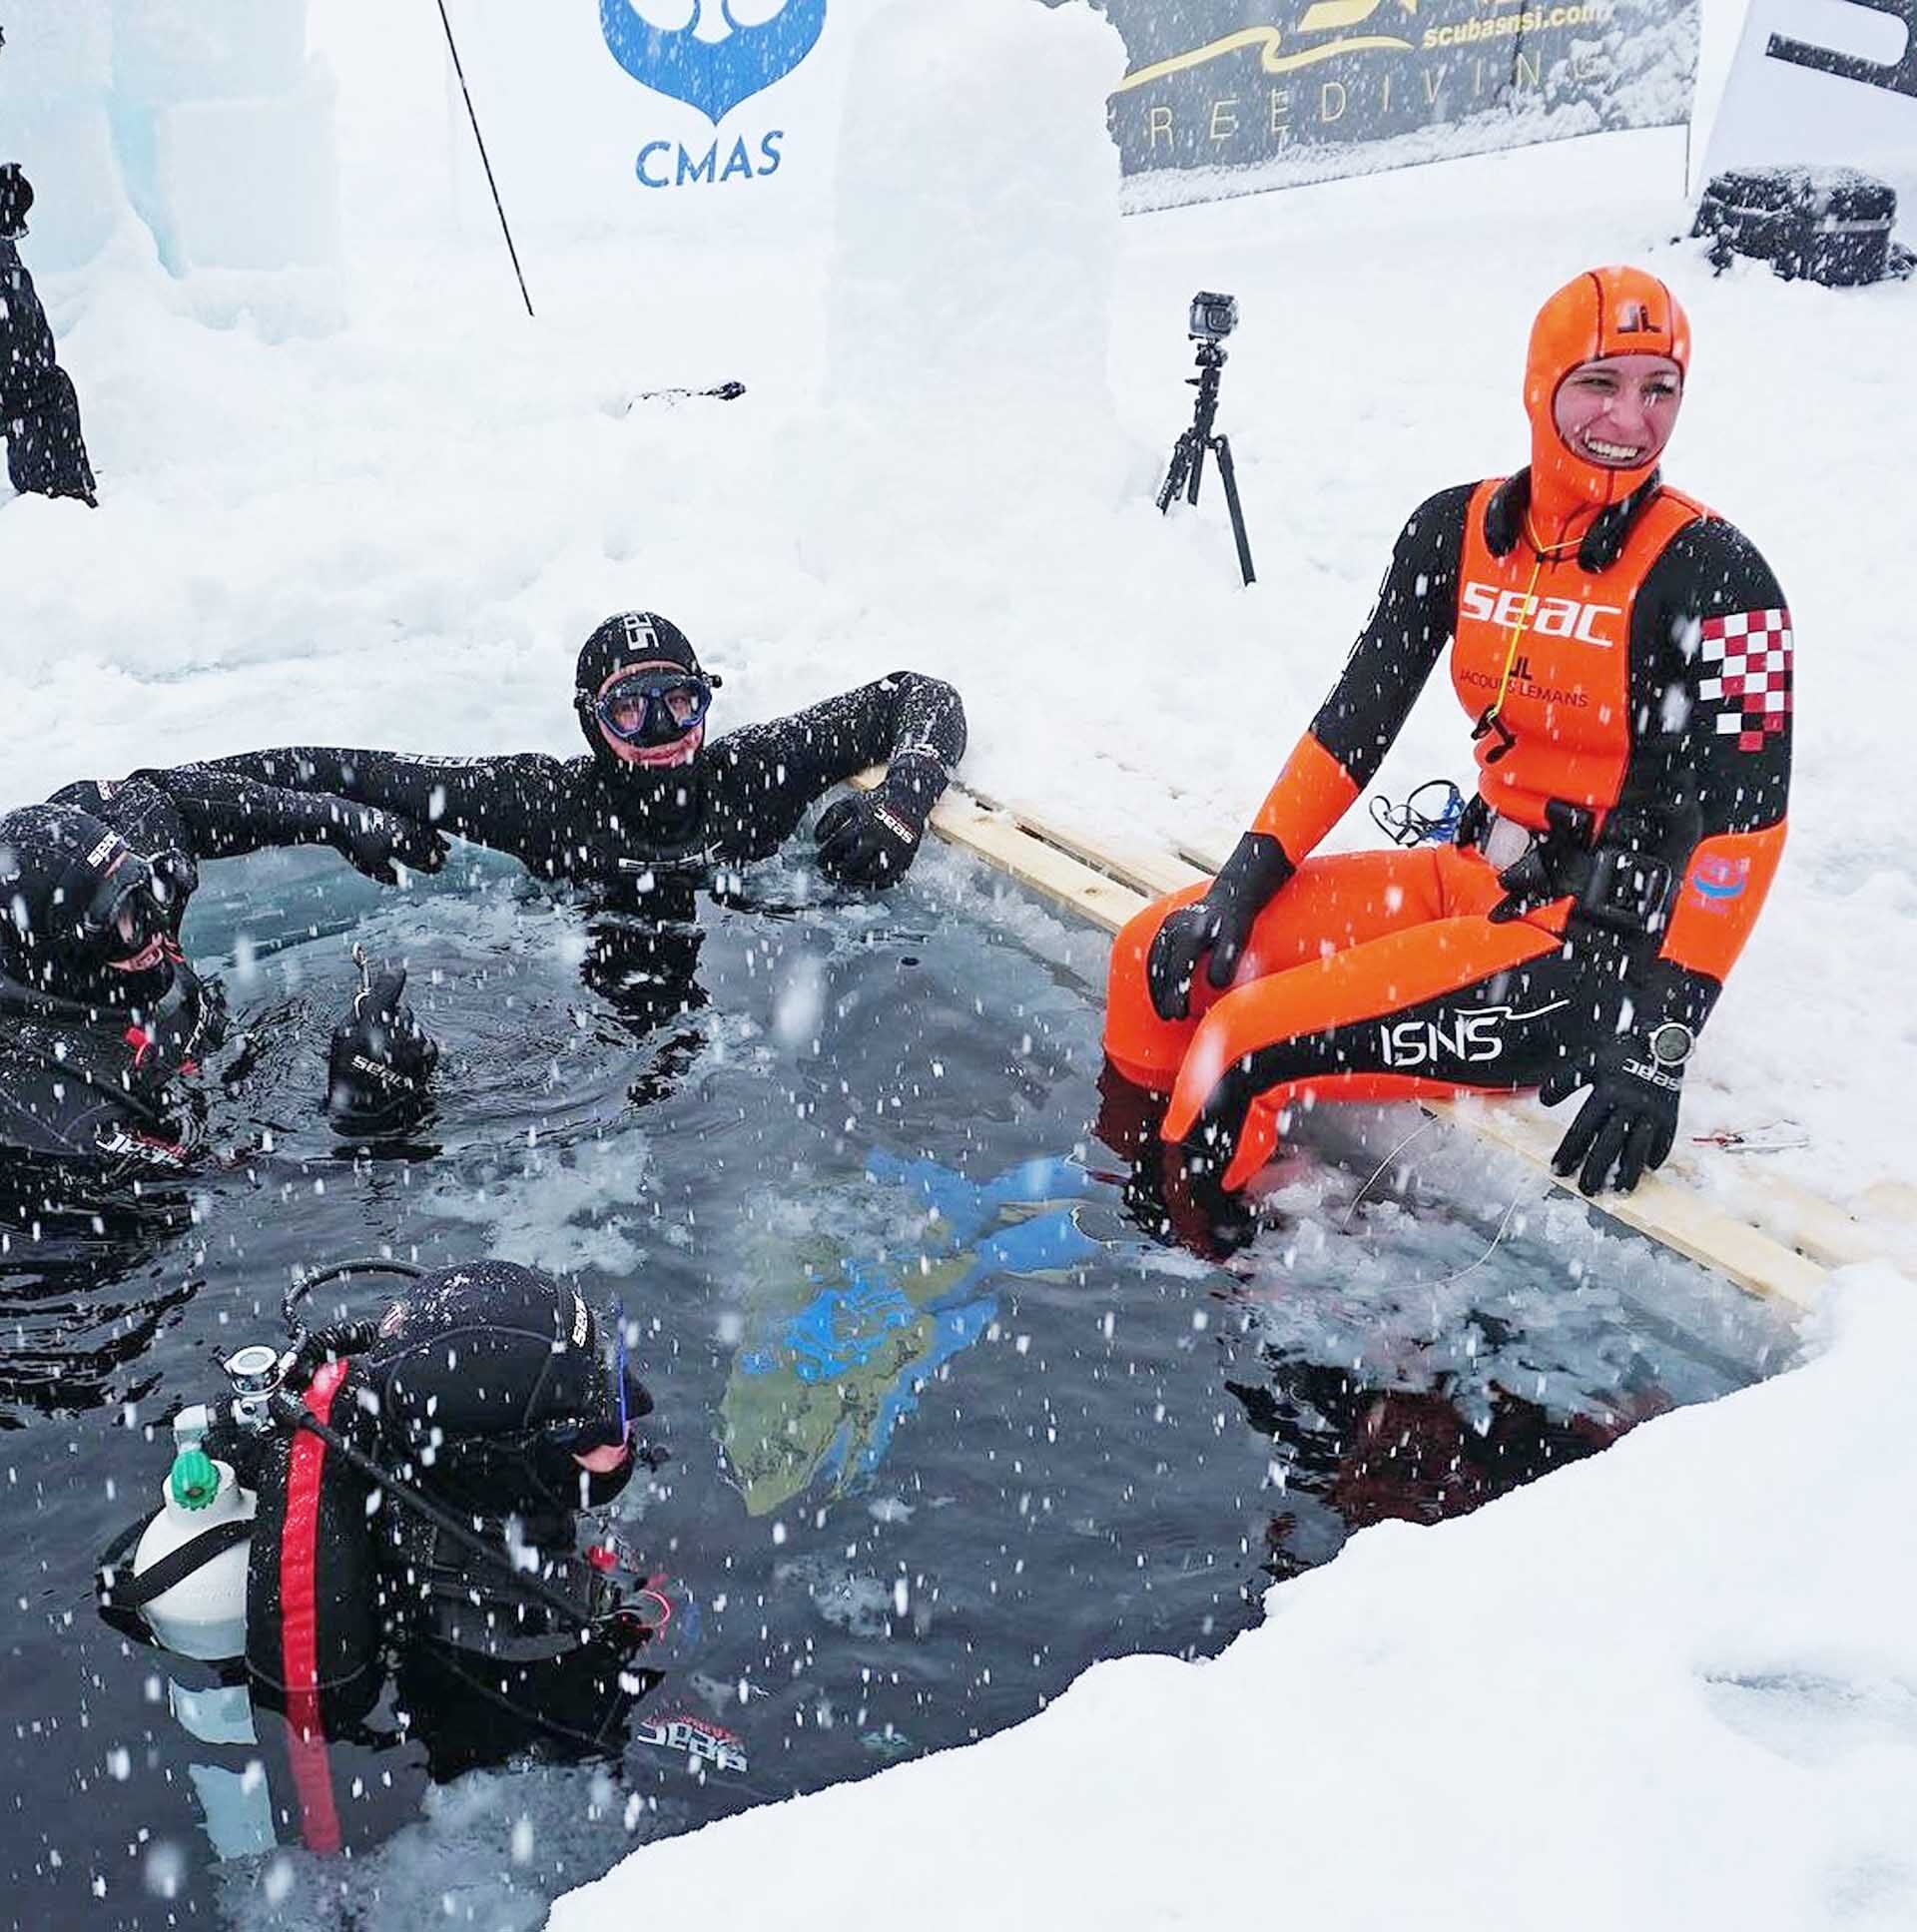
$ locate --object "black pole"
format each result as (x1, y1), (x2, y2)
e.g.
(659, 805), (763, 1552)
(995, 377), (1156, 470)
(434, 0), (535, 319)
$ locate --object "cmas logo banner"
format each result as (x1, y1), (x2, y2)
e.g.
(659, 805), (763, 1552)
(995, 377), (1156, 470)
(1053, 0), (1697, 209)
(598, 0), (828, 190)
(598, 0), (828, 123)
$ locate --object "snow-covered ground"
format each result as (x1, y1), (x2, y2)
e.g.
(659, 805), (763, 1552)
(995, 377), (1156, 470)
(4, 1), (1916, 1924)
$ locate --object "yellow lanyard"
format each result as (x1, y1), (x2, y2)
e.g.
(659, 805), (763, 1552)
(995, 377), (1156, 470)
(1478, 519), (1581, 739)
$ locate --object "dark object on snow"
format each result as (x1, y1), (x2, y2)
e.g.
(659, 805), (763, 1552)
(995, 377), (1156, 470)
(624, 379), (746, 412)
(1, 172), (99, 506)
(1692, 165), (1915, 288)
(1157, 292), (1256, 587)
(0, 162), (32, 236)
(325, 954), (439, 1140)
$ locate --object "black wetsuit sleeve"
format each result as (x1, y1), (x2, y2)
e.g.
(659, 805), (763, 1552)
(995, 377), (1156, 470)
(707, 671), (967, 856)
(0, 1061), (101, 1162)
(0, 1046), (192, 1173)
(1251, 485), (1470, 859)
(45, 778), (194, 855)
(184, 748), (569, 870)
(1624, 516), (1793, 1030)
(1310, 484), (1471, 787)
(101, 767), (375, 862)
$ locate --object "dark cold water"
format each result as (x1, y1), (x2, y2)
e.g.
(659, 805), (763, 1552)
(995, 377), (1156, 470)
(0, 841), (1796, 1930)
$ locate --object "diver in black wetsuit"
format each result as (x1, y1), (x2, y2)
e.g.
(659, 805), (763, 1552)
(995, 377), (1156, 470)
(96, 1259), (672, 1854)
(187, 612), (968, 917)
(0, 773), (443, 1175)
(0, 163), (97, 505)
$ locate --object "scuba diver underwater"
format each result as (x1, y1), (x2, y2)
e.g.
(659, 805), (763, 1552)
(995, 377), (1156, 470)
(95, 1257), (676, 1859)
(1103, 266), (1792, 1224)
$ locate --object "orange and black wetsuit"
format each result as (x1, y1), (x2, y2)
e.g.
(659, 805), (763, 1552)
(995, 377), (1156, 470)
(1103, 268), (1791, 1196)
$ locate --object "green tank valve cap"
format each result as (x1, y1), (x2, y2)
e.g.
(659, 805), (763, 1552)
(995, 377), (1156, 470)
(169, 1446), (221, 1512)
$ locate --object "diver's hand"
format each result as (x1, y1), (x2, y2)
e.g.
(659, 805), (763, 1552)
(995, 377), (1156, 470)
(331, 805), (448, 885)
(815, 790), (925, 889)
(1540, 1026), (1685, 1196)
(326, 963), (439, 1134)
(1145, 832), (1293, 1021)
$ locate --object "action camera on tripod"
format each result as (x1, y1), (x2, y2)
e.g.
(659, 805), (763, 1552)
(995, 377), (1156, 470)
(1158, 292), (1255, 586)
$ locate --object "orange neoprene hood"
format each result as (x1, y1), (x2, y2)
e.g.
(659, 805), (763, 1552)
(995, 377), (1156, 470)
(1525, 266), (1690, 517)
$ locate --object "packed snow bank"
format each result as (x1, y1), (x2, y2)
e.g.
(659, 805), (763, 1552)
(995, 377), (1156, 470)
(792, 0), (1132, 593)
(0, 0), (337, 274)
(824, 0), (1123, 419)
(556, 1263), (1917, 1932)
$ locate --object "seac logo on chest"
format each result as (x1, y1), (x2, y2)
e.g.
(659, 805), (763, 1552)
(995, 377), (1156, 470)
(1460, 580), (1622, 646)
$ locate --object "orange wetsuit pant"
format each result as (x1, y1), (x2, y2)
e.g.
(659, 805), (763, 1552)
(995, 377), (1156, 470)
(1103, 845), (1578, 1190)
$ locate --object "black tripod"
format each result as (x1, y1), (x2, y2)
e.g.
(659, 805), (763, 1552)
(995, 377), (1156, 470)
(1157, 340), (1256, 586)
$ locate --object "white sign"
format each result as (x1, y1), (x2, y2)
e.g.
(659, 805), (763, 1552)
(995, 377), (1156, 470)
(1706, 0), (1917, 193)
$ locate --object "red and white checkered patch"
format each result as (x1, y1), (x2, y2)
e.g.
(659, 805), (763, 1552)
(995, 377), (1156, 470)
(1698, 607), (1792, 753)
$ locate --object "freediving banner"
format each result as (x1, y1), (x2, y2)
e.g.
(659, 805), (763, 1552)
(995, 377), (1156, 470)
(1073, 0), (1698, 209)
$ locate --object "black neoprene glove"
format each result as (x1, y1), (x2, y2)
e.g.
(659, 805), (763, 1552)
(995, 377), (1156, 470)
(815, 757), (943, 889)
(328, 804), (448, 886)
(1540, 1026), (1684, 1196)
(326, 963), (439, 1136)
(1146, 832), (1294, 1021)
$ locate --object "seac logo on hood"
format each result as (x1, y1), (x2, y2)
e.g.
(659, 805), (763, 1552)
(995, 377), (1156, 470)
(599, 0), (828, 124)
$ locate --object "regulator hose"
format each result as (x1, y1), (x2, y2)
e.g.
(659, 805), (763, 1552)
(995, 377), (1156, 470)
(267, 1391), (654, 1645)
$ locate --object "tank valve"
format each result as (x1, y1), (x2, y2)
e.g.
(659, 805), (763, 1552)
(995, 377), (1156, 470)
(222, 1343), (291, 1433)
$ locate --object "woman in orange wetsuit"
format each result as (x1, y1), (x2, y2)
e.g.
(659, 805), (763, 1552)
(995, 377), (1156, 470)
(1103, 266), (1791, 1202)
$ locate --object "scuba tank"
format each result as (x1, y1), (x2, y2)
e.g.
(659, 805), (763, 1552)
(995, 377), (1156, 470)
(130, 1442), (257, 1661)
(95, 1416), (278, 1861)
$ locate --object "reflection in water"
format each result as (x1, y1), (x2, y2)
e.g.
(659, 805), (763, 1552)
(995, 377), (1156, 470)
(0, 1160), (200, 1428)
(721, 1152), (1101, 1516)
(1227, 1359), (1662, 1581)
(581, 912), (709, 1040)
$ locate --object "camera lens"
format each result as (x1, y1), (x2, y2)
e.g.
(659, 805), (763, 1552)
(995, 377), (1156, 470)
(1188, 291), (1238, 340)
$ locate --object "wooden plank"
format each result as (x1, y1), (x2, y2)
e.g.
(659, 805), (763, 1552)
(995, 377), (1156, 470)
(957, 781), (1208, 902)
(852, 766), (1842, 1305)
(854, 768), (1205, 905)
(1726, 1173), (1917, 1274)
(1427, 1096), (1825, 1309)
(923, 789), (1149, 937)
(1175, 835), (1233, 876)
